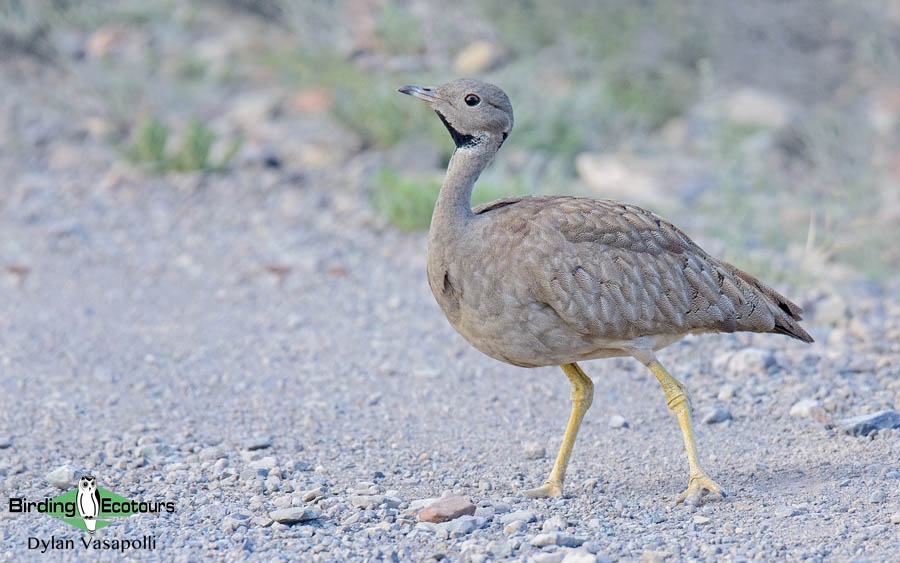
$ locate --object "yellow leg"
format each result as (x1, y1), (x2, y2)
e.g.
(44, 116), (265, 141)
(648, 359), (726, 505)
(524, 363), (594, 498)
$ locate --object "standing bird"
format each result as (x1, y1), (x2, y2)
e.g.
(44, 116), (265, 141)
(76, 475), (100, 534)
(398, 79), (812, 503)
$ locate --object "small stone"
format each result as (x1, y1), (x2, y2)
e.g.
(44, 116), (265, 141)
(608, 415), (628, 429)
(499, 510), (537, 525)
(531, 533), (558, 547)
(869, 490), (886, 504)
(789, 398), (820, 418)
(440, 514), (476, 537)
(0, 436), (11, 449)
(717, 385), (735, 401)
(693, 515), (710, 525)
(46, 465), (84, 489)
(890, 512), (900, 524)
(416, 494), (476, 523)
(809, 407), (834, 427)
(523, 442), (546, 460)
(273, 495), (292, 508)
(408, 497), (439, 512)
(563, 550), (599, 563)
(726, 347), (775, 375)
(838, 410), (900, 436)
(351, 494), (385, 508)
(702, 406), (732, 424)
(301, 488), (323, 502)
(474, 506), (494, 519)
(504, 519), (527, 534)
(244, 437), (272, 451)
(641, 550), (668, 563)
(249, 456), (278, 470)
(533, 553), (565, 563)
(269, 507), (320, 524)
(542, 515), (567, 532)
(773, 505), (797, 518)
(530, 532), (586, 548)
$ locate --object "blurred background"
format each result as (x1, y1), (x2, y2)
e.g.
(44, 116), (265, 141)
(2, 0), (899, 289)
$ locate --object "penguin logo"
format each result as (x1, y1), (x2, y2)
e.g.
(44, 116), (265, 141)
(76, 475), (100, 534)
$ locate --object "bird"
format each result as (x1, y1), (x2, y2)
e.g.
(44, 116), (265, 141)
(76, 475), (100, 534)
(398, 78), (812, 504)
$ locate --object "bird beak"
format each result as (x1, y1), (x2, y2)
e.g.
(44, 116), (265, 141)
(398, 84), (439, 103)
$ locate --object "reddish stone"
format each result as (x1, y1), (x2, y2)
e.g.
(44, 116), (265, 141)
(416, 494), (476, 523)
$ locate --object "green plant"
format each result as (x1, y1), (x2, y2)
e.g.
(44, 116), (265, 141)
(127, 116), (240, 173)
(372, 168), (529, 231)
(130, 116), (169, 166)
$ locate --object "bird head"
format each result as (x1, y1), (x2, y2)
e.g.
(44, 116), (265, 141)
(398, 78), (514, 149)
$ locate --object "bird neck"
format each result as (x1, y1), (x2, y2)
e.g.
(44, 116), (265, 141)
(431, 133), (503, 234)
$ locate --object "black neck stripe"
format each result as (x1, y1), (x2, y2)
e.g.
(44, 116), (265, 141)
(435, 110), (480, 149)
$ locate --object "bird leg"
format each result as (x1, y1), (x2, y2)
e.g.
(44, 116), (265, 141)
(524, 362), (594, 498)
(646, 358), (726, 505)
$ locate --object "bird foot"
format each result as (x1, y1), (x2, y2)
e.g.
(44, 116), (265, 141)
(523, 480), (563, 499)
(675, 472), (726, 506)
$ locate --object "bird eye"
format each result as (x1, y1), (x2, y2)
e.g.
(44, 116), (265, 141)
(464, 94), (480, 106)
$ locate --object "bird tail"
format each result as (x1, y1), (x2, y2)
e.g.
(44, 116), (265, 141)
(730, 266), (814, 343)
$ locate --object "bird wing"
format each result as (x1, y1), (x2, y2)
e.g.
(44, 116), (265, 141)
(92, 489), (101, 516)
(483, 196), (811, 342)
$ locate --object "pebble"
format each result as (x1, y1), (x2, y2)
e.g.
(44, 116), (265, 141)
(301, 488), (323, 502)
(608, 414), (628, 429)
(533, 553), (565, 563)
(269, 507), (320, 524)
(0, 435), (11, 449)
(416, 494), (475, 523)
(837, 410), (900, 436)
(702, 406), (732, 424)
(531, 532), (586, 547)
(726, 347), (775, 375)
(504, 520), (527, 534)
(45, 465), (84, 488)
(693, 515), (711, 525)
(869, 490), (885, 504)
(523, 441), (547, 460)
(543, 515), (568, 531)
(243, 437), (272, 451)
(249, 456), (278, 470)
(440, 514), (477, 537)
(563, 550), (600, 563)
(890, 513), (900, 524)
(717, 384), (736, 401)
(789, 398), (820, 418)
(499, 510), (537, 525)
(641, 550), (668, 563)
(773, 505), (797, 518)
(351, 494), (385, 508)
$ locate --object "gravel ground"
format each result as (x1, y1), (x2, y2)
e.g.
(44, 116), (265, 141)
(3, 60), (900, 562)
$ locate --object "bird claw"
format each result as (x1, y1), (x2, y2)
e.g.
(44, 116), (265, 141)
(675, 473), (726, 506)
(523, 480), (563, 499)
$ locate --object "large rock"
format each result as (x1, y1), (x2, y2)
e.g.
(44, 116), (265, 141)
(838, 410), (900, 437)
(416, 493), (476, 523)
